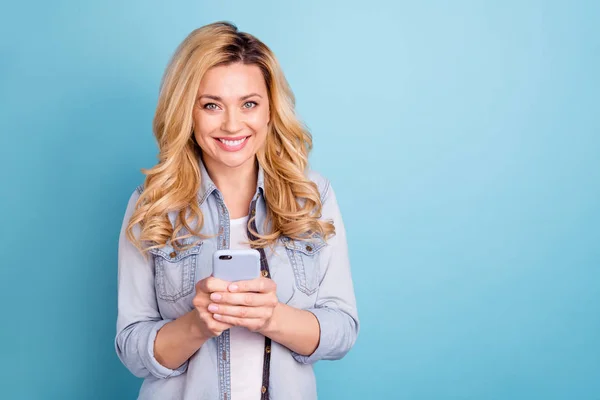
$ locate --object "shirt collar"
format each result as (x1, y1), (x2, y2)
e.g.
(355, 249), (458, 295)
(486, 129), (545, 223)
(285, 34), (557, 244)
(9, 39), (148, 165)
(197, 154), (265, 205)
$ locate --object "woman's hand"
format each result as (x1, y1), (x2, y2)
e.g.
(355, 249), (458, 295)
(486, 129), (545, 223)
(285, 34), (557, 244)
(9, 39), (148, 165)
(192, 277), (235, 339)
(208, 277), (279, 333)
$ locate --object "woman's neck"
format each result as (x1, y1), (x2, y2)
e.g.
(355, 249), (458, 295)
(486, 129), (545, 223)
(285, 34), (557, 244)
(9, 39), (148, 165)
(203, 155), (258, 219)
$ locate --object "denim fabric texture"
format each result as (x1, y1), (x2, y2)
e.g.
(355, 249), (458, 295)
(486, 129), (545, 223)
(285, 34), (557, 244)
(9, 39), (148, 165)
(115, 157), (359, 400)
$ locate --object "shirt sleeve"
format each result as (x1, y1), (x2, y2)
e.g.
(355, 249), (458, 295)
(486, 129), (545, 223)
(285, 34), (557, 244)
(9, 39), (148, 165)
(114, 188), (189, 379)
(292, 182), (360, 364)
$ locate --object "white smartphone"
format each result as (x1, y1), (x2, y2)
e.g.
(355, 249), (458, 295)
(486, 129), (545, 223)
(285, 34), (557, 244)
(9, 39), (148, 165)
(212, 249), (261, 282)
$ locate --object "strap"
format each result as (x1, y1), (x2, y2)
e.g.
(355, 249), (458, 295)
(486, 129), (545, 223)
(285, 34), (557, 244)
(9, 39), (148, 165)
(246, 203), (272, 400)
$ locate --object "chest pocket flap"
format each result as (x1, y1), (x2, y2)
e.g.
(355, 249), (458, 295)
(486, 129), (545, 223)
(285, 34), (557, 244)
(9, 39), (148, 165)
(281, 235), (327, 296)
(149, 242), (203, 302)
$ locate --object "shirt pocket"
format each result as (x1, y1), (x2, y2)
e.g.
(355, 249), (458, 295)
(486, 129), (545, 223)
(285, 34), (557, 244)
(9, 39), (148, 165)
(149, 242), (203, 303)
(281, 236), (327, 296)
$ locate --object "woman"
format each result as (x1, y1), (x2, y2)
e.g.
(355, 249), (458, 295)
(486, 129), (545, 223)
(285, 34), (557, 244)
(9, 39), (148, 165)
(115, 21), (359, 400)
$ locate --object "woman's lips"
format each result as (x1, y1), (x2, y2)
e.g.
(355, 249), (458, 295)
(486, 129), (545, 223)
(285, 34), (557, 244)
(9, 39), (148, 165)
(214, 136), (250, 152)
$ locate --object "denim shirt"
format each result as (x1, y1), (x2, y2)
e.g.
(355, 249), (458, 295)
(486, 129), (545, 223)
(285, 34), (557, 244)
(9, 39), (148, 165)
(115, 158), (359, 400)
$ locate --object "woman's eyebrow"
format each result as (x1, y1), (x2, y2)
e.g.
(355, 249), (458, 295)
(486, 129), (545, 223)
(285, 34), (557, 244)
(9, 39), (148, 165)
(198, 93), (263, 101)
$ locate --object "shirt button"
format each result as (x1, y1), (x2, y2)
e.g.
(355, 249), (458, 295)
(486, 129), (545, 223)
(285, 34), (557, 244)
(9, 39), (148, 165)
(251, 209), (256, 216)
(169, 251), (176, 258)
(261, 386), (267, 394)
(305, 245), (313, 252)
(265, 345), (271, 353)
(261, 270), (269, 278)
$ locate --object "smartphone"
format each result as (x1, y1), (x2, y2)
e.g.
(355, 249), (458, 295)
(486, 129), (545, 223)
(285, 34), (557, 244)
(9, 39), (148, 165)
(212, 249), (261, 282)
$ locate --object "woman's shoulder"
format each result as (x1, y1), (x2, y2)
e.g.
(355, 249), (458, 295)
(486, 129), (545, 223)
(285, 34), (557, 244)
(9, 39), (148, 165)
(134, 184), (144, 196)
(305, 169), (331, 203)
(122, 184), (144, 206)
(122, 184), (144, 209)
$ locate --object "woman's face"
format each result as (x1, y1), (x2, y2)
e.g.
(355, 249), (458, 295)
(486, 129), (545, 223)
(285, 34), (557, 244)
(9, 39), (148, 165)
(193, 62), (270, 171)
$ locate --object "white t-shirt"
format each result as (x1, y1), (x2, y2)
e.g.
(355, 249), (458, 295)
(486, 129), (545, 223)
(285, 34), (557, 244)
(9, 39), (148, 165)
(228, 216), (265, 400)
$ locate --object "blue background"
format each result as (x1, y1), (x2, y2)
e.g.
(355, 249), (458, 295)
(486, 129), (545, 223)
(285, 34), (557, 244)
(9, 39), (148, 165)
(1, 1), (599, 399)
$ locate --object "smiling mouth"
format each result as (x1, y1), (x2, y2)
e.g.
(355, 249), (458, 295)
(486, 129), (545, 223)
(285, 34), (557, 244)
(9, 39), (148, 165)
(217, 136), (248, 146)
(214, 135), (250, 152)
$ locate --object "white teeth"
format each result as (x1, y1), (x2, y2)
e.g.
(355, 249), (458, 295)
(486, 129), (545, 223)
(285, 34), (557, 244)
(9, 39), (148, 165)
(219, 137), (247, 146)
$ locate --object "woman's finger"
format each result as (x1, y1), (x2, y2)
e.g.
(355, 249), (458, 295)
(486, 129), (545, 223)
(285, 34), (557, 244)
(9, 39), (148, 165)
(205, 318), (233, 335)
(210, 291), (276, 307)
(212, 314), (264, 332)
(208, 303), (270, 319)
(228, 277), (276, 294)
(196, 276), (231, 294)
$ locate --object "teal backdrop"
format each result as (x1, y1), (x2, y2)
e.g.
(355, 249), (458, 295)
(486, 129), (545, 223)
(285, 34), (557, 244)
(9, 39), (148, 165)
(1, 1), (599, 399)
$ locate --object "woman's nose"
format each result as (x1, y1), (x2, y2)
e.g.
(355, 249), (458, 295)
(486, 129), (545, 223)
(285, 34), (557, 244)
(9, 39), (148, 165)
(221, 109), (243, 133)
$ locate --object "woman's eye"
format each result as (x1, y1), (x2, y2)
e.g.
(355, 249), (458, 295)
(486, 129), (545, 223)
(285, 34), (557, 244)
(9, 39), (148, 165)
(203, 103), (219, 110)
(243, 101), (258, 109)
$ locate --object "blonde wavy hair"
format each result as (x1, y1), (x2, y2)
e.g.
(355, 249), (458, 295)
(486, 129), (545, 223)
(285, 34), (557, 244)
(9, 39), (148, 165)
(126, 21), (335, 253)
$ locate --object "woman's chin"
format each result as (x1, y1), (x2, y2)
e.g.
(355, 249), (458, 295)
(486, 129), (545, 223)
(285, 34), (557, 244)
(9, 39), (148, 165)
(214, 152), (256, 170)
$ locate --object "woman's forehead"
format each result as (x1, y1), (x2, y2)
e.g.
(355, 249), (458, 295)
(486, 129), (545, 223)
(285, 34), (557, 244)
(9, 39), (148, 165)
(197, 63), (267, 99)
